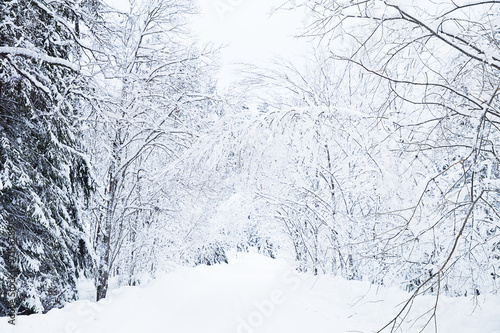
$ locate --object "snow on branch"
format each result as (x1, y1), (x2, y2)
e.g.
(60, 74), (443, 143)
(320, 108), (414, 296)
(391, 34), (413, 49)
(6, 56), (52, 95)
(0, 47), (80, 71)
(384, 2), (500, 71)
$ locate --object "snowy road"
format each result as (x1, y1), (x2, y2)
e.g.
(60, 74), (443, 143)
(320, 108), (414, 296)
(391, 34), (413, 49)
(1, 252), (499, 333)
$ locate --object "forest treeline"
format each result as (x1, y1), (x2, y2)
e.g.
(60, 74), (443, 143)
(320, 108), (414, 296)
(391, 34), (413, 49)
(1, 1), (499, 329)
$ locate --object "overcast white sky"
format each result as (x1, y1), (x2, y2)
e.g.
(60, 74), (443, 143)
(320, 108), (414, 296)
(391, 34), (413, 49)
(103, 0), (310, 89)
(193, 0), (310, 88)
(194, 0), (308, 60)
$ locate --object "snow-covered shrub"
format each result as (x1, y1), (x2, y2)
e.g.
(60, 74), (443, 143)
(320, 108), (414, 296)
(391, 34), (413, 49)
(195, 244), (229, 266)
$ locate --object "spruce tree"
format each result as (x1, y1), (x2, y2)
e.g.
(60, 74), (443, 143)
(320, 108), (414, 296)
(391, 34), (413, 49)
(0, 0), (93, 314)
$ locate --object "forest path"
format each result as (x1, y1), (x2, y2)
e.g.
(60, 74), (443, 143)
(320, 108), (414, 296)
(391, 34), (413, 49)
(1, 252), (499, 333)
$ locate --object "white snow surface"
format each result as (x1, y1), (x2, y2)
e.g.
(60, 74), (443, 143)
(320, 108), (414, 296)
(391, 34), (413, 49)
(1, 252), (499, 333)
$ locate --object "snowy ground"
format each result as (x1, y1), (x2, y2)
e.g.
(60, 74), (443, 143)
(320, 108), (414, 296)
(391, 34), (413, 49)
(1, 252), (499, 333)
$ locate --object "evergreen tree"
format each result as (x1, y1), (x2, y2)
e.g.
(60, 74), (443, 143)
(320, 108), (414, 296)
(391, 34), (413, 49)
(0, 0), (93, 314)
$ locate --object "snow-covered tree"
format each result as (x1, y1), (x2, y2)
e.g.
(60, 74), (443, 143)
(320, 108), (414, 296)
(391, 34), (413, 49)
(82, 0), (220, 300)
(277, 0), (500, 329)
(0, 0), (94, 314)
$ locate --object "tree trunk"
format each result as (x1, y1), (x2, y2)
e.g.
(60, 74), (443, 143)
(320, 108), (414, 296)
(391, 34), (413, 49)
(96, 131), (120, 301)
